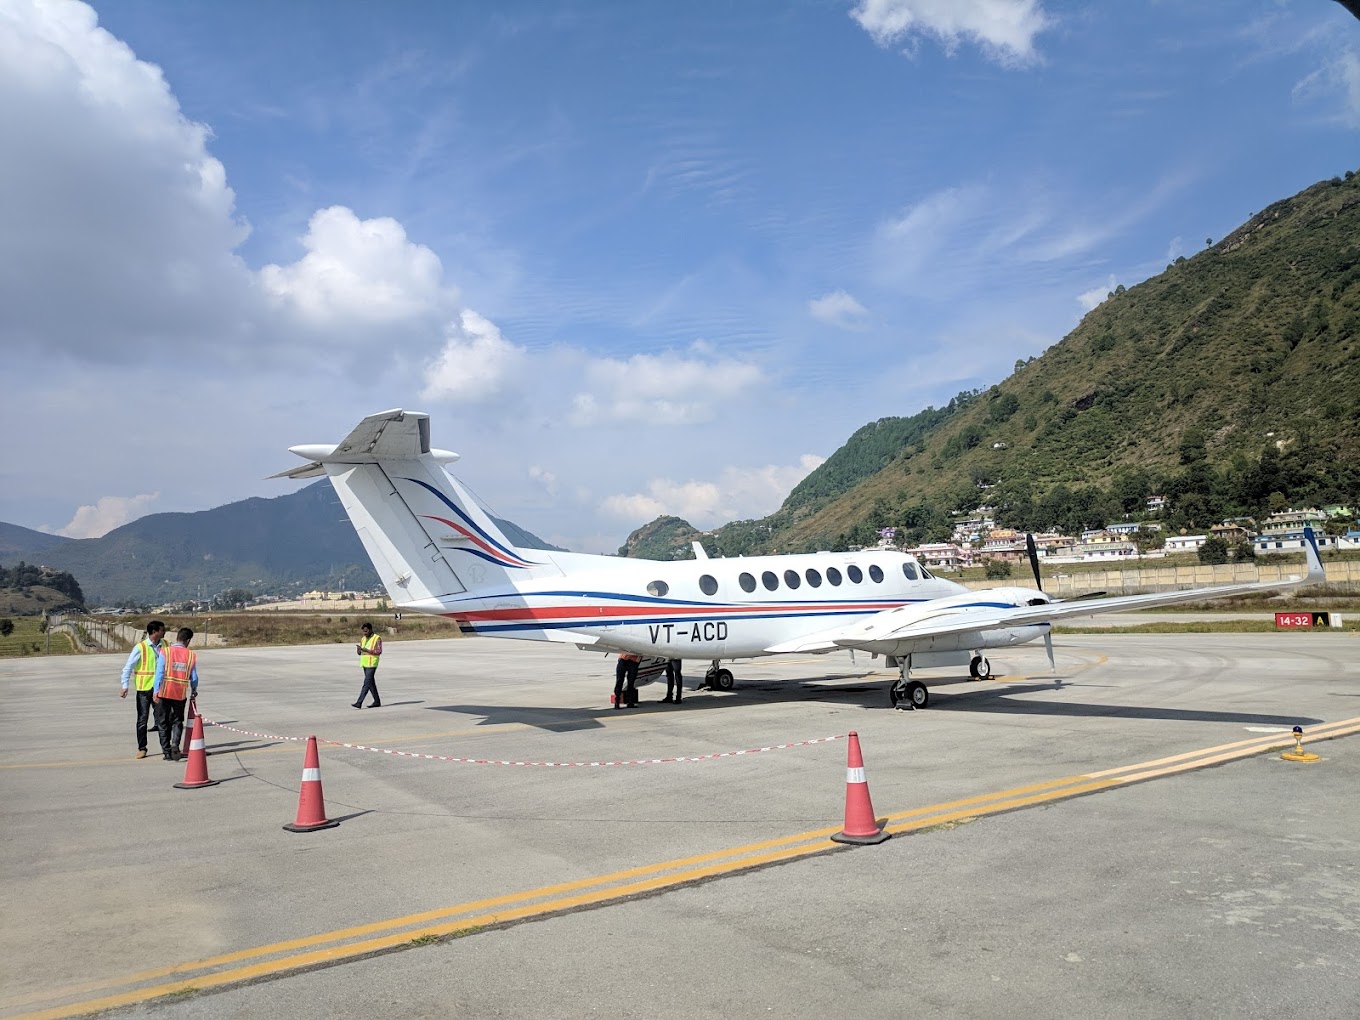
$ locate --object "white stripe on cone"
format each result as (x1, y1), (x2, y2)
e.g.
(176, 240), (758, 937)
(847, 767), (865, 783)
(302, 768), (320, 782)
(190, 739), (204, 751)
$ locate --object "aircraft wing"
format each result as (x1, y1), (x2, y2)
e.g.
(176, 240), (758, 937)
(771, 530), (1327, 653)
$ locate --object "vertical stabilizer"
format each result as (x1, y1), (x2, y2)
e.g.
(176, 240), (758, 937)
(277, 410), (559, 607)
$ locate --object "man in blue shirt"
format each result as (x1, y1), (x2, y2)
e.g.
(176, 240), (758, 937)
(119, 621), (166, 759)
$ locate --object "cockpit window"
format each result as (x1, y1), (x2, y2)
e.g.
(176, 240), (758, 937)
(826, 567), (842, 586)
(647, 580), (669, 597)
(868, 564), (884, 583)
(699, 574), (718, 596)
(739, 572), (756, 593)
(805, 568), (822, 587)
(902, 562), (918, 580)
(761, 570), (779, 591)
(921, 567), (935, 579)
(847, 565), (863, 583)
(783, 569), (801, 589)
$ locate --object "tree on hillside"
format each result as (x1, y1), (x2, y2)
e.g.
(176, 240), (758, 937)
(1198, 536), (1230, 565)
(0, 619), (13, 637)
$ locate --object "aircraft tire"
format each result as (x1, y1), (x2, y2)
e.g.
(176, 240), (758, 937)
(711, 668), (735, 691)
(906, 681), (929, 709)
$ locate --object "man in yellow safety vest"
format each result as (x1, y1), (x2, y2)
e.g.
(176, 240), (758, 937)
(153, 627), (200, 761)
(119, 621), (166, 759)
(352, 622), (383, 708)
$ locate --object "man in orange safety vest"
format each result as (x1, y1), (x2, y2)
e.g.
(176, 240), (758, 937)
(152, 627), (200, 761)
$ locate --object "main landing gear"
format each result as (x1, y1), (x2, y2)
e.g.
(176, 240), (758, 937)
(702, 660), (734, 691)
(888, 655), (929, 711)
(969, 655), (993, 681)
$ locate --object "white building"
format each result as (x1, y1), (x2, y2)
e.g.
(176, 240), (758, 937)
(1164, 535), (1207, 553)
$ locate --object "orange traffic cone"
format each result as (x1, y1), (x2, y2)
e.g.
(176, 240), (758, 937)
(179, 698), (197, 758)
(283, 736), (339, 833)
(830, 731), (889, 845)
(173, 713), (219, 790)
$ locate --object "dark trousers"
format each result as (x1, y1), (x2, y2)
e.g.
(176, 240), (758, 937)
(665, 659), (683, 701)
(155, 698), (186, 757)
(356, 667), (381, 706)
(613, 658), (638, 701)
(134, 689), (155, 751)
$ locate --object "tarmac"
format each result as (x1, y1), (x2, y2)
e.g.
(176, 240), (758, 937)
(2, 632), (1358, 1019)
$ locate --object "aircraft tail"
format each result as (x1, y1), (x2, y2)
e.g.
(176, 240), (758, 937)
(274, 409), (558, 608)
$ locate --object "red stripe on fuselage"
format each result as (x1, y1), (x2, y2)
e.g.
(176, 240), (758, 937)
(447, 601), (904, 623)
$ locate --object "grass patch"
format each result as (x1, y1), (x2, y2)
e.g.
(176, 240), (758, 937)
(89, 611), (464, 649)
(0, 616), (76, 657)
(409, 933), (441, 947)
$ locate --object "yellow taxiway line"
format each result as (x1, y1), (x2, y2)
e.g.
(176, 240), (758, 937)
(11, 714), (1359, 1020)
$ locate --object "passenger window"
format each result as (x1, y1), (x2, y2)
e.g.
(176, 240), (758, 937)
(847, 565), (863, 583)
(868, 564), (884, 583)
(647, 580), (669, 597)
(762, 570), (779, 591)
(805, 568), (822, 587)
(699, 574), (718, 596)
(783, 569), (801, 589)
(826, 567), (842, 586)
(739, 572), (756, 593)
(902, 562), (918, 581)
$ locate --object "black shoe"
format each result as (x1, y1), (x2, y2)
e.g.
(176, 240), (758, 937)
(674, 698), (682, 704)
(368, 702), (381, 708)
(614, 702), (623, 710)
(352, 702), (363, 709)
(163, 754), (173, 761)
(172, 750), (181, 761)
(661, 696), (674, 703)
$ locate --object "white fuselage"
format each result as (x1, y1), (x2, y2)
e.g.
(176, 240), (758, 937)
(403, 548), (981, 659)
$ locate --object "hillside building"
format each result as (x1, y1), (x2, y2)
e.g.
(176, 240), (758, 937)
(1164, 534), (1207, 553)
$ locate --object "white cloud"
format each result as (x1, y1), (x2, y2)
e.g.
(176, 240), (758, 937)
(527, 464), (558, 498)
(808, 290), (870, 330)
(1293, 50), (1360, 129)
(851, 0), (1051, 68)
(568, 347), (764, 427)
(52, 493), (159, 539)
(422, 309), (528, 402)
(600, 455), (825, 531)
(1076, 275), (1117, 313)
(260, 206), (457, 328)
(0, 0), (253, 358)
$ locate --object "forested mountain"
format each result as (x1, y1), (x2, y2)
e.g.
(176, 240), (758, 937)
(1, 482), (562, 606)
(625, 168), (1360, 559)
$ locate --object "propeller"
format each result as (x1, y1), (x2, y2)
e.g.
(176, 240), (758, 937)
(1025, 533), (1056, 672)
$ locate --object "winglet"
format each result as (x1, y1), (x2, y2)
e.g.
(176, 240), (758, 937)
(1301, 525), (1326, 586)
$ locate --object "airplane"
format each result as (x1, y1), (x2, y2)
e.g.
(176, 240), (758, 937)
(275, 409), (1328, 711)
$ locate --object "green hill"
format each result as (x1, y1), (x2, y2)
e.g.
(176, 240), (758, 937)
(693, 168), (1360, 554)
(2, 481), (563, 606)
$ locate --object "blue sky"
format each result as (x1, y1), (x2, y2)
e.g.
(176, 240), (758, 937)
(1, 0), (1357, 552)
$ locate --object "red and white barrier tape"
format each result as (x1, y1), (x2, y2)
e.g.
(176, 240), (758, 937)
(198, 716), (844, 767)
